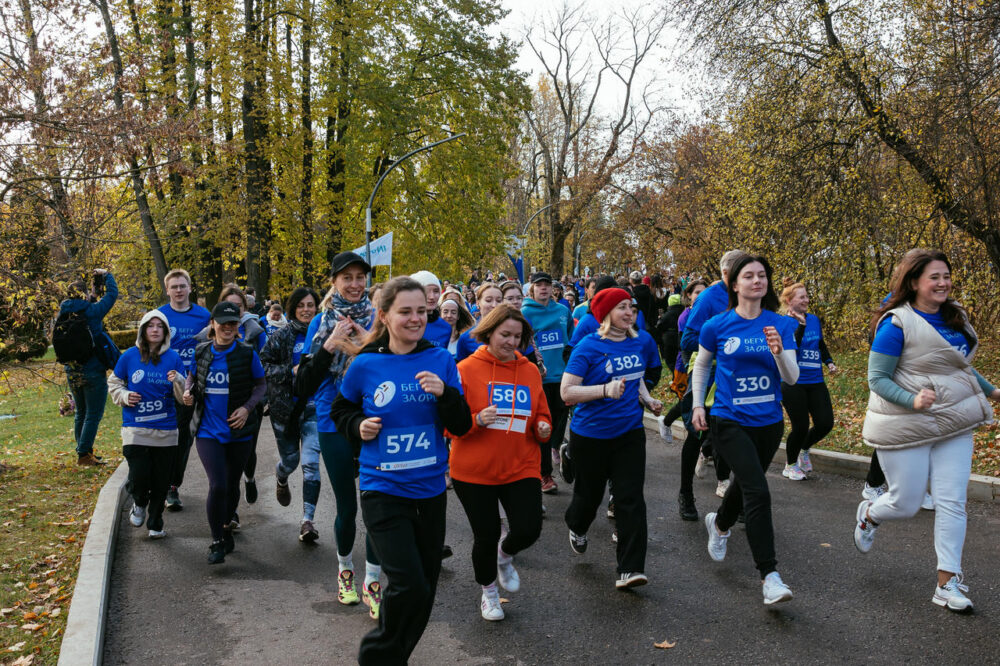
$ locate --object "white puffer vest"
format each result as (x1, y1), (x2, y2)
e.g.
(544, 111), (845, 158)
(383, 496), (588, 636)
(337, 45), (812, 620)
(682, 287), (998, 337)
(862, 303), (992, 450)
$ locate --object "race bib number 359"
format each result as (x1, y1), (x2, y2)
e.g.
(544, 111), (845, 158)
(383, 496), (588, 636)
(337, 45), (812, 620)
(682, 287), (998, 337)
(377, 426), (439, 471)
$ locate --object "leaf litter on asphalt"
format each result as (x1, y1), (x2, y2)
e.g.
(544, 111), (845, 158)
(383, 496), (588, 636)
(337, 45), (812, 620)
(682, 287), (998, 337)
(654, 639), (677, 649)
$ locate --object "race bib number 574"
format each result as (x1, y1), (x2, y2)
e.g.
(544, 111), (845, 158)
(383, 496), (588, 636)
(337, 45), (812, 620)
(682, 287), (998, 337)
(377, 425), (439, 471)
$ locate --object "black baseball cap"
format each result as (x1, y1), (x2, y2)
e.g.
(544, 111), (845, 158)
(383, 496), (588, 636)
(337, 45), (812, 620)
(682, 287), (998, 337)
(211, 301), (241, 324)
(330, 251), (371, 277)
(530, 272), (553, 284)
(593, 275), (617, 293)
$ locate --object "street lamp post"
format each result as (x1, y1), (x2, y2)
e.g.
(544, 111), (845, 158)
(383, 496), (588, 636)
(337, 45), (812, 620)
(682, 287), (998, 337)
(364, 133), (466, 286)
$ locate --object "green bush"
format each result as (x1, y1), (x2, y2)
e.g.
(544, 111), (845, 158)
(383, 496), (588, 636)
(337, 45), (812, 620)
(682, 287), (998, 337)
(109, 330), (138, 349)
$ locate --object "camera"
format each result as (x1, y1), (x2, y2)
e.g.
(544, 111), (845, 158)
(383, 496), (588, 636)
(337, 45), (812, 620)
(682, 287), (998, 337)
(93, 269), (106, 297)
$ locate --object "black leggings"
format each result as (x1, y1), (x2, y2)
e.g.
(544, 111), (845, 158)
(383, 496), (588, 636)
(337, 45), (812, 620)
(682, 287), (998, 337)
(123, 444), (174, 532)
(866, 450), (885, 487)
(241, 406), (265, 480)
(679, 396), (730, 494)
(452, 477), (542, 585)
(710, 417), (784, 578)
(781, 382), (834, 464)
(542, 383), (568, 476)
(195, 438), (253, 541)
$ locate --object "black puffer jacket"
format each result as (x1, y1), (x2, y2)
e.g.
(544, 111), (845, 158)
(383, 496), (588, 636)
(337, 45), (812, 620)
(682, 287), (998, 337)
(259, 319), (309, 426)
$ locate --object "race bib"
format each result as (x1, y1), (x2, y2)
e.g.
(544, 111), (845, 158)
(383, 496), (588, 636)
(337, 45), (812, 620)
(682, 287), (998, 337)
(604, 354), (644, 382)
(377, 425), (439, 471)
(134, 399), (167, 423)
(536, 329), (565, 351)
(799, 349), (822, 369)
(205, 370), (229, 395)
(488, 383), (532, 417)
(732, 374), (775, 405)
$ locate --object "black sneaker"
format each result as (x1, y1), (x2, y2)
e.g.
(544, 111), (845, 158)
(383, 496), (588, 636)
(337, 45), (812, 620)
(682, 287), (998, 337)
(275, 480), (291, 507)
(223, 526), (235, 554)
(165, 487), (183, 512)
(245, 479), (258, 504)
(208, 541), (226, 564)
(569, 529), (588, 554)
(559, 442), (574, 484)
(678, 493), (698, 521)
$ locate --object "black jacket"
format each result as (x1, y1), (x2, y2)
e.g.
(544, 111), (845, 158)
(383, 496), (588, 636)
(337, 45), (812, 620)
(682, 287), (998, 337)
(189, 340), (261, 440)
(259, 319), (308, 425)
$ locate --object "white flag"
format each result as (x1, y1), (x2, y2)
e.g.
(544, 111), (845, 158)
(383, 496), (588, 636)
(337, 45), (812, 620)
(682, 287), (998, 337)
(352, 231), (393, 267)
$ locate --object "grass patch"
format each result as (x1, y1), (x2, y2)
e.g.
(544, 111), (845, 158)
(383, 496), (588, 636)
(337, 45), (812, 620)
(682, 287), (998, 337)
(655, 347), (1000, 478)
(0, 361), (121, 663)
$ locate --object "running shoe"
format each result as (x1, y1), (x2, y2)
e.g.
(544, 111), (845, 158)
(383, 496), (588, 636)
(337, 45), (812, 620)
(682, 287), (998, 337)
(165, 486), (183, 512)
(541, 475), (558, 494)
(715, 479), (731, 498)
(275, 480), (291, 507)
(497, 555), (520, 593)
(854, 500), (878, 553)
(658, 416), (672, 444)
(362, 581), (381, 620)
(861, 484), (886, 502)
(611, 528), (618, 543)
(481, 586), (505, 621)
(798, 450), (813, 473)
(615, 572), (648, 589)
(559, 442), (574, 484)
(705, 512), (729, 562)
(606, 497), (615, 520)
(244, 478), (258, 504)
(762, 571), (793, 605)
(551, 449), (561, 471)
(222, 526), (235, 554)
(148, 529), (166, 539)
(932, 575), (973, 613)
(207, 541), (225, 565)
(299, 520), (319, 543)
(337, 570), (360, 605)
(678, 493), (698, 521)
(228, 513), (241, 531)
(129, 503), (146, 527)
(921, 492), (935, 511)
(782, 463), (807, 481)
(694, 453), (710, 479)
(568, 529), (588, 554)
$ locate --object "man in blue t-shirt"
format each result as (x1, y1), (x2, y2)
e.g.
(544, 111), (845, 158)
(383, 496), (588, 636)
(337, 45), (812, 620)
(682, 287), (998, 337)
(158, 268), (211, 511)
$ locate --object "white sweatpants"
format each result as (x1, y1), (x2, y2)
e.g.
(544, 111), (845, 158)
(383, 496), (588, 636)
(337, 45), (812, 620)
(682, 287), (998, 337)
(868, 432), (973, 574)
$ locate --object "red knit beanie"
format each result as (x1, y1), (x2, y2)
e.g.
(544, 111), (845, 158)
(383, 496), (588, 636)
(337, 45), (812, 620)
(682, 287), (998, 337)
(590, 288), (632, 323)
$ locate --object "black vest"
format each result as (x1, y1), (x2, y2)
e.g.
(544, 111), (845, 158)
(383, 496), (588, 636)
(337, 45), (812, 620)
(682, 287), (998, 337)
(189, 340), (259, 441)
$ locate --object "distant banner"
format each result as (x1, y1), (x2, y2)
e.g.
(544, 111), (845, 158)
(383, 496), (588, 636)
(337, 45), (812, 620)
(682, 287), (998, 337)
(352, 231), (393, 267)
(506, 253), (524, 283)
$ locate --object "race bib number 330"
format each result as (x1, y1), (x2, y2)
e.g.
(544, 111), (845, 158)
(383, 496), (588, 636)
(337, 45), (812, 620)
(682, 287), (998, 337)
(377, 426), (439, 471)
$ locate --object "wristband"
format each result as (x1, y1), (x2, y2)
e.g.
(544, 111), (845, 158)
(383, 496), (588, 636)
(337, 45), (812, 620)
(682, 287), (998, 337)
(603, 384), (608, 398)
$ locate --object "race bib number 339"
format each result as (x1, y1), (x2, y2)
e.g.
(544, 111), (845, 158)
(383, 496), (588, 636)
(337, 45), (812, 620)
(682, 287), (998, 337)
(377, 425), (439, 471)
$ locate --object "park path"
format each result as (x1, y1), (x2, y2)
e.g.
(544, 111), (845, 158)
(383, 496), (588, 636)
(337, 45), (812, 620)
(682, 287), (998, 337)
(103, 420), (1000, 664)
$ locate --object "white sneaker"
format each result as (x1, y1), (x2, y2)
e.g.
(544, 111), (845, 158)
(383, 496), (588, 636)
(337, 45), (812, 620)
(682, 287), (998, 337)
(861, 484), (886, 502)
(762, 571), (793, 605)
(148, 529), (166, 539)
(497, 555), (520, 593)
(715, 479), (731, 498)
(129, 503), (146, 527)
(695, 453), (709, 479)
(615, 572), (648, 589)
(854, 500), (878, 553)
(782, 463), (807, 481)
(480, 585), (504, 621)
(798, 450), (813, 473)
(658, 416), (673, 444)
(932, 575), (973, 612)
(705, 512), (730, 562)
(921, 492), (935, 511)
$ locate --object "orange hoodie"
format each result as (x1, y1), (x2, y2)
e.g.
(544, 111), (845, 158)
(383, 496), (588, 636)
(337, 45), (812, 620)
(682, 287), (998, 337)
(450, 346), (551, 485)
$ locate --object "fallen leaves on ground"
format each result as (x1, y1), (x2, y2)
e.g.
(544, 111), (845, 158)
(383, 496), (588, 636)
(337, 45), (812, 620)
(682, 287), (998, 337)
(654, 639), (677, 649)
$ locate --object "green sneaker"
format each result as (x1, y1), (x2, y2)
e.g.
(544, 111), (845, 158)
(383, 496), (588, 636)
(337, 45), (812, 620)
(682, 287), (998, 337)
(362, 581), (381, 620)
(338, 570), (360, 605)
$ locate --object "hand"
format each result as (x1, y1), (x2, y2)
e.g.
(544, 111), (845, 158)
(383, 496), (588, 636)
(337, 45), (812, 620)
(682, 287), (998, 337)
(991, 388), (1000, 402)
(322, 319), (356, 352)
(167, 370), (178, 382)
(359, 417), (382, 441)
(827, 363), (838, 374)
(127, 392), (141, 406)
(536, 421), (552, 440)
(182, 390), (193, 406)
(792, 311), (807, 325)
(692, 406), (708, 431)
(93, 268), (108, 276)
(645, 398), (663, 416)
(476, 404), (498, 427)
(228, 406), (250, 429)
(605, 378), (625, 400)
(537, 363), (547, 378)
(415, 371), (444, 397)
(913, 388), (937, 411)
(763, 326), (783, 354)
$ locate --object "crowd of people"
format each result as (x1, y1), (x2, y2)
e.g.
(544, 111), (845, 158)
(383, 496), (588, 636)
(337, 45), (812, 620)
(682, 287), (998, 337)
(54, 247), (997, 664)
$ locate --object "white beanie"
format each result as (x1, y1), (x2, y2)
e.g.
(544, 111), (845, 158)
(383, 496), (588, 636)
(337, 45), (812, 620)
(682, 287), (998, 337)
(410, 270), (441, 289)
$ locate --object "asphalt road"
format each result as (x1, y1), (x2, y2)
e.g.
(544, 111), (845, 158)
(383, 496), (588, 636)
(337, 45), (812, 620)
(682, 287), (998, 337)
(104, 421), (1000, 665)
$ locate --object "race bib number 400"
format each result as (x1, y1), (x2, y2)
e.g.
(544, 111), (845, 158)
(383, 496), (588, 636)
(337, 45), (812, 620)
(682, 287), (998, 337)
(489, 383), (532, 417)
(377, 425), (439, 471)
(732, 375), (775, 405)
(536, 329), (565, 351)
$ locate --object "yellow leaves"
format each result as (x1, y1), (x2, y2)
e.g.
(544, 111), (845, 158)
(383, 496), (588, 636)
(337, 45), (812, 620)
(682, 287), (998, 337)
(654, 639), (677, 649)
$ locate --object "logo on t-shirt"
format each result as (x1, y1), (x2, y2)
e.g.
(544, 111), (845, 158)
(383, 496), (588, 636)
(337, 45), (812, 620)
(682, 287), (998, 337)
(131, 369), (145, 384)
(604, 359), (614, 374)
(169, 326), (178, 339)
(724, 337), (741, 355)
(293, 341), (304, 354)
(373, 381), (396, 407)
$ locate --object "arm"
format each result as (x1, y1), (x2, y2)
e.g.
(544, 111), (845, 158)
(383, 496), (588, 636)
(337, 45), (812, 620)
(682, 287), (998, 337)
(331, 392), (367, 450)
(107, 373), (132, 406)
(561, 372), (612, 405)
(437, 385), (472, 437)
(87, 272), (119, 321)
(643, 364), (662, 391)
(260, 330), (293, 391)
(691, 347), (713, 409)
(241, 377), (267, 412)
(868, 351), (917, 409)
(293, 346), (335, 398)
(972, 369), (997, 396)
(171, 371), (186, 402)
(774, 350), (800, 385)
(680, 326), (700, 353)
(794, 322), (806, 347)
(818, 338), (835, 366)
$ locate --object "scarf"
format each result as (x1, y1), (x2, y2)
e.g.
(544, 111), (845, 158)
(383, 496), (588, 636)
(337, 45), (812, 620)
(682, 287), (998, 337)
(309, 292), (374, 377)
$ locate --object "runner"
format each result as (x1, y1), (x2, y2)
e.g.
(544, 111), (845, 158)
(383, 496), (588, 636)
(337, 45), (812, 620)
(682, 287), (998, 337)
(456, 283), (504, 361)
(561, 288), (662, 589)
(108, 310), (186, 538)
(572, 277), (597, 321)
(182, 302), (267, 564)
(331, 276), (472, 664)
(521, 272), (574, 494)
(779, 279), (836, 481)
(259, 287), (323, 542)
(451, 305), (551, 620)
(411, 270), (452, 348)
(438, 289), (475, 358)
(691, 254), (799, 605)
(296, 252), (381, 613)
(854, 249), (998, 612)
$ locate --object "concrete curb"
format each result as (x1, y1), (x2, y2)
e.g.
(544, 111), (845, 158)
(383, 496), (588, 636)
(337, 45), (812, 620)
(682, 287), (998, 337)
(58, 461), (129, 666)
(642, 412), (1000, 503)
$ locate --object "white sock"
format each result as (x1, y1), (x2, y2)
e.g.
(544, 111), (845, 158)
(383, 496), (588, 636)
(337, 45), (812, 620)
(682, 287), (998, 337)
(482, 581), (498, 595)
(497, 545), (512, 564)
(337, 553), (354, 573)
(365, 561), (381, 588)
(244, 476), (255, 483)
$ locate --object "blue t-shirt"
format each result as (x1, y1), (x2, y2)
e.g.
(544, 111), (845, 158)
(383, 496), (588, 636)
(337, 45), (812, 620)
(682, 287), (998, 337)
(424, 316), (453, 348)
(699, 309), (797, 427)
(871, 309), (971, 358)
(572, 302), (589, 321)
(793, 313), (827, 384)
(241, 322), (267, 353)
(568, 310), (647, 348)
(338, 346), (463, 499)
(303, 313), (374, 433)
(158, 303), (211, 374)
(113, 347), (186, 430)
(291, 331), (307, 367)
(196, 341), (265, 442)
(565, 333), (648, 439)
(681, 281), (729, 352)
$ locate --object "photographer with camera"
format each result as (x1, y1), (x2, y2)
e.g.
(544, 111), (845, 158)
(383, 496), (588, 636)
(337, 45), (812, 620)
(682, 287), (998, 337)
(54, 268), (119, 466)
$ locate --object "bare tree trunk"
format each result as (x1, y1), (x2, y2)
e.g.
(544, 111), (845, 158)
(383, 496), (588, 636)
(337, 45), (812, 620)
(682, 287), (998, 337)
(325, 0), (351, 269)
(300, 0), (314, 281)
(243, 0), (272, 297)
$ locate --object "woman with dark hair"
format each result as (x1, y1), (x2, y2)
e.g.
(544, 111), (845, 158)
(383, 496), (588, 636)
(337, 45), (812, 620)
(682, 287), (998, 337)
(452, 305), (551, 620)
(331, 277), (472, 664)
(854, 249), (998, 612)
(438, 289), (476, 357)
(691, 255), (799, 605)
(260, 287), (323, 540)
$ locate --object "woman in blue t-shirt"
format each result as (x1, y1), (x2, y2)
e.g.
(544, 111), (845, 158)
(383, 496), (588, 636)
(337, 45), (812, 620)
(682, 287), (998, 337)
(778, 279), (837, 481)
(690, 255), (800, 606)
(560, 288), (662, 591)
(182, 301), (267, 564)
(108, 310), (186, 538)
(331, 277), (472, 666)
